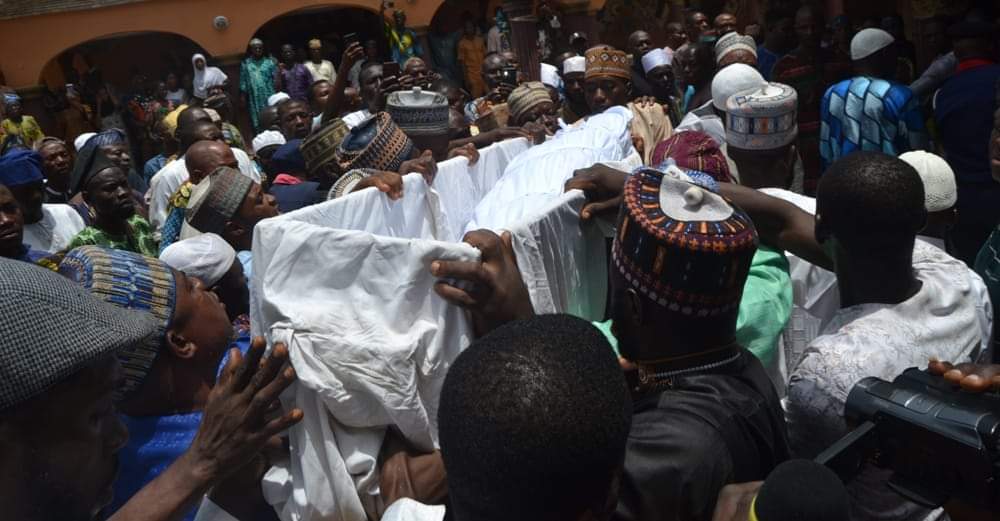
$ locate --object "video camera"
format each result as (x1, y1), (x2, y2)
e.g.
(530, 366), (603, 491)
(815, 368), (1000, 510)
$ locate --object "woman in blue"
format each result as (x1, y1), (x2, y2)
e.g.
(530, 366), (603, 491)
(240, 38), (279, 132)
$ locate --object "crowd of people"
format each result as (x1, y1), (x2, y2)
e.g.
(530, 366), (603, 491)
(1, 3), (1000, 521)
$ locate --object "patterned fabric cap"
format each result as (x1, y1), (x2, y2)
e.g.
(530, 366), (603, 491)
(58, 246), (177, 400)
(726, 82), (798, 151)
(387, 88), (450, 137)
(301, 118), (350, 176)
(185, 166), (254, 237)
(585, 46), (631, 81)
(336, 112), (415, 173)
(0, 149), (43, 187)
(0, 257), (158, 410)
(715, 32), (758, 64)
(651, 131), (733, 182)
(508, 82), (552, 125)
(613, 166), (757, 340)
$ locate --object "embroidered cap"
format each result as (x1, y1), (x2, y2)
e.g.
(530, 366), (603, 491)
(585, 46), (631, 82)
(252, 129), (287, 154)
(715, 32), (758, 64)
(336, 112), (415, 173)
(58, 246), (177, 399)
(725, 82), (798, 151)
(508, 82), (552, 125)
(301, 118), (350, 176)
(613, 165), (757, 346)
(386, 87), (450, 137)
(184, 166), (254, 238)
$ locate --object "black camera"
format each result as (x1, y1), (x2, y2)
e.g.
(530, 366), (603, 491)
(816, 368), (1000, 509)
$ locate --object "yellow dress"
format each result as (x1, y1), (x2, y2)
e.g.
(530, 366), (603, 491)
(2, 115), (44, 147)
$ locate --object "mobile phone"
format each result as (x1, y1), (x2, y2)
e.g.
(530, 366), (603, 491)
(344, 32), (359, 47)
(383, 62), (400, 78)
(499, 67), (518, 86)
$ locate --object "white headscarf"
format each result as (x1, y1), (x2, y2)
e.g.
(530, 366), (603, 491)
(192, 53), (228, 99)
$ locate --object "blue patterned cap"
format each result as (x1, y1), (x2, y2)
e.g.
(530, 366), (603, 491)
(725, 83), (797, 151)
(0, 149), (44, 187)
(59, 246), (177, 400)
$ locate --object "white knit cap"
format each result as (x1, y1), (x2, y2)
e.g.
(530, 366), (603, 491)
(711, 63), (766, 110)
(268, 92), (291, 107)
(563, 56), (586, 75)
(715, 32), (757, 64)
(850, 28), (895, 61)
(900, 151), (957, 212)
(159, 233), (237, 288)
(252, 130), (287, 154)
(74, 132), (96, 151)
(641, 48), (672, 73)
(540, 63), (562, 89)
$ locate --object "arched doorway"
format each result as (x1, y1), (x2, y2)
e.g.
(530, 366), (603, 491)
(37, 31), (208, 164)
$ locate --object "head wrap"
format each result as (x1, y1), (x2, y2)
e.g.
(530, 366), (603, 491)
(563, 56), (586, 75)
(308, 39), (322, 50)
(272, 139), (307, 174)
(301, 118), (350, 176)
(160, 233), (237, 288)
(191, 53), (228, 99)
(336, 112), (415, 173)
(507, 82), (552, 125)
(268, 92), (291, 107)
(3, 93), (20, 106)
(0, 257), (158, 411)
(88, 128), (127, 148)
(725, 82), (798, 151)
(651, 131), (732, 183)
(0, 149), (44, 187)
(585, 46), (631, 82)
(711, 63), (766, 110)
(252, 130), (287, 154)
(613, 166), (757, 349)
(58, 246), (177, 399)
(70, 140), (120, 195)
(184, 166), (254, 238)
(162, 104), (188, 138)
(850, 28), (895, 61)
(714, 32), (758, 64)
(900, 151), (957, 212)
(74, 132), (97, 151)
(540, 63), (562, 89)
(641, 48), (672, 73)
(386, 88), (450, 137)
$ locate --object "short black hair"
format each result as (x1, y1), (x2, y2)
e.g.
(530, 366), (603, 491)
(816, 151), (926, 254)
(438, 314), (632, 521)
(308, 79), (331, 102)
(177, 120), (218, 150)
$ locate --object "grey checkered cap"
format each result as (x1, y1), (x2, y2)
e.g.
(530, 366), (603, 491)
(0, 258), (159, 411)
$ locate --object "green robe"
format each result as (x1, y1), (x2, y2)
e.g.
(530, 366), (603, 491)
(240, 56), (278, 131)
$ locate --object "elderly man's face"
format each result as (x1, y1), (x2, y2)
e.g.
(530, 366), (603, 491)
(236, 182), (280, 225)
(0, 356), (128, 520)
(250, 42), (265, 59)
(279, 101), (311, 140)
(0, 185), (25, 256)
(39, 141), (72, 183)
(99, 143), (132, 173)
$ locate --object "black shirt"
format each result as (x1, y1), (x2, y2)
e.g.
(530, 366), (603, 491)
(614, 349), (790, 521)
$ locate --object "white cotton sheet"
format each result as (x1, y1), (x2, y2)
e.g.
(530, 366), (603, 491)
(251, 113), (634, 521)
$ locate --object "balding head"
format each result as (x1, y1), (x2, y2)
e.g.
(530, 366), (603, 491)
(184, 140), (237, 184)
(177, 107), (212, 133)
(178, 120), (223, 152)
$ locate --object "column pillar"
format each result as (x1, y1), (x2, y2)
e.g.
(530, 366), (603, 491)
(502, 0), (540, 82)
